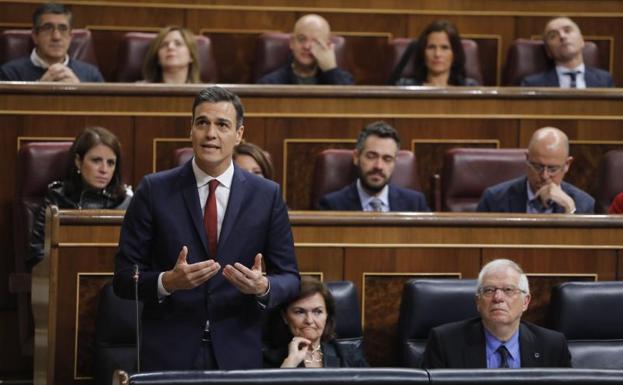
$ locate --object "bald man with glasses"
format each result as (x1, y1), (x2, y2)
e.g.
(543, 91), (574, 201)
(422, 259), (571, 369)
(476, 127), (594, 214)
(0, 2), (104, 82)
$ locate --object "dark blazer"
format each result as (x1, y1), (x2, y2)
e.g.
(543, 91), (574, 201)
(476, 176), (594, 214)
(263, 340), (369, 368)
(317, 182), (430, 212)
(520, 67), (614, 87)
(422, 317), (571, 368)
(256, 60), (354, 85)
(113, 161), (300, 371)
(0, 56), (104, 82)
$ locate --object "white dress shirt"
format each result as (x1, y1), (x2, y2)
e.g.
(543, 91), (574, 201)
(555, 63), (586, 89)
(356, 179), (390, 212)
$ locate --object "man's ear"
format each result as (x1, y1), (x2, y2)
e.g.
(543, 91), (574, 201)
(352, 150), (360, 166)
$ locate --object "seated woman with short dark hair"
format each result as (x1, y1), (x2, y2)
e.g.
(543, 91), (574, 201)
(263, 276), (368, 368)
(233, 142), (274, 180)
(28, 126), (132, 269)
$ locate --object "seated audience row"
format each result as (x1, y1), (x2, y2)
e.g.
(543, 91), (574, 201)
(316, 122), (594, 215)
(0, 3), (614, 88)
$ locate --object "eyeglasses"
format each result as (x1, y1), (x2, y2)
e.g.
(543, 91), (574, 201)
(526, 160), (564, 175)
(478, 286), (526, 298)
(36, 23), (70, 35)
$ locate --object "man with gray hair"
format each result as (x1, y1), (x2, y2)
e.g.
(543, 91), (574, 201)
(422, 258), (571, 368)
(477, 126), (594, 214)
(520, 16), (613, 88)
(317, 120), (429, 211)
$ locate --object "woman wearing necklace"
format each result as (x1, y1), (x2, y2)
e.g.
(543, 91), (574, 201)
(264, 277), (368, 368)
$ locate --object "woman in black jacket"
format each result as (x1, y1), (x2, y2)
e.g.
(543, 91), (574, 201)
(263, 276), (368, 368)
(28, 126), (132, 269)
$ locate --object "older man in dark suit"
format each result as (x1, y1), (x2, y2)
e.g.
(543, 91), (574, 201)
(477, 127), (593, 214)
(422, 259), (571, 368)
(521, 17), (613, 88)
(317, 121), (429, 212)
(113, 86), (299, 371)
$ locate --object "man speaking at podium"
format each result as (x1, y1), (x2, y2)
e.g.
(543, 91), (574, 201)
(113, 86), (299, 370)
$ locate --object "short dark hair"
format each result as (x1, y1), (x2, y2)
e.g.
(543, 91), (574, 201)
(414, 20), (466, 85)
(65, 126), (126, 200)
(233, 141), (274, 180)
(355, 120), (401, 152)
(282, 276), (337, 342)
(33, 2), (72, 28)
(191, 86), (244, 129)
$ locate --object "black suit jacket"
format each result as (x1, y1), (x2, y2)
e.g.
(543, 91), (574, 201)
(422, 317), (571, 368)
(317, 182), (430, 212)
(520, 67), (614, 87)
(476, 176), (594, 214)
(263, 340), (368, 368)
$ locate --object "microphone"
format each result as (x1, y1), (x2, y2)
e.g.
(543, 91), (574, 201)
(133, 264), (141, 373)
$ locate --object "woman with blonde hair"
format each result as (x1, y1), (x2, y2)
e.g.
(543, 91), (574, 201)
(143, 26), (200, 83)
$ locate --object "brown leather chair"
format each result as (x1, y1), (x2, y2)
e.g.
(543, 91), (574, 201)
(114, 32), (218, 82)
(501, 39), (601, 86)
(11, 141), (72, 356)
(310, 149), (421, 210)
(386, 38), (483, 85)
(440, 148), (526, 212)
(596, 150), (623, 213)
(251, 32), (347, 83)
(0, 28), (98, 66)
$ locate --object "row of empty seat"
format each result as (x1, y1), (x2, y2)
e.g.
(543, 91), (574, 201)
(0, 29), (605, 85)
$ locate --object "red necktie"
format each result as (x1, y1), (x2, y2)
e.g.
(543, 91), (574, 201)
(204, 179), (219, 257)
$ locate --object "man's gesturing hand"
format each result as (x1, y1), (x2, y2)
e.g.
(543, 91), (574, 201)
(222, 253), (269, 296)
(162, 246), (221, 293)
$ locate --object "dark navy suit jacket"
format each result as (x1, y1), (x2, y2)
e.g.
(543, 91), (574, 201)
(520, 67), (613, 87)
(317, 182), (430, 211)
(476, 176), (594, 214)
(422, 317), (571, 368)
(113, 161), (299, 370)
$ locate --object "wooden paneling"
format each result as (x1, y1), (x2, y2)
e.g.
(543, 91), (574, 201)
(32, 210), (623, 383)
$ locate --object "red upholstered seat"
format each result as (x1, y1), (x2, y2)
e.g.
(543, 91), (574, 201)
(251, 32), (347, 83)
(0, 28), (98, 67)
(386, 37), (483, 85)
(440, 148), (526, 212)
(502, 38), (600, 86)
(597, 150), (623, 213)
(11, 141), (72, 356)
(310, 149), (421, 210)
(114, 32), (217, 82)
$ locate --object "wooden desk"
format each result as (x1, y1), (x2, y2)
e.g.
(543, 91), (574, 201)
(32, 208), (623, 384)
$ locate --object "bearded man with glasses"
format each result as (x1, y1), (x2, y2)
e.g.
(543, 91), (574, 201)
(0, 2), (104, 82)
(477, 126), (594, 214)
(422, 259), (571, 369)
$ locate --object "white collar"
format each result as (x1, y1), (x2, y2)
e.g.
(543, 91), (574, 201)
(30, 48), (69, 69)
(555, 63), (585, 77)
(192, 158), (235, 190)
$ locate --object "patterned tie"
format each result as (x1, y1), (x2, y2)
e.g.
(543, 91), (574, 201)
(564, 71), (579, 88)
(204, 179), (219, 257)
(497, 345), (510, 368)
(369, 198), (383, 212)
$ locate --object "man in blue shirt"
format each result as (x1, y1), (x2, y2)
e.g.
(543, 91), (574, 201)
(422, 259), (571, 368)
(0, 3), (103, 82)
